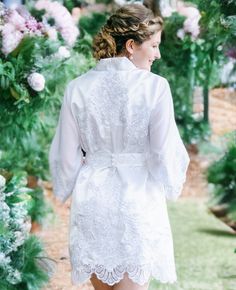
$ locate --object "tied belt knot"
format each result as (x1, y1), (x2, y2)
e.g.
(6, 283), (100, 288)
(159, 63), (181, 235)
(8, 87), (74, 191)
(85, 152), (148, 169)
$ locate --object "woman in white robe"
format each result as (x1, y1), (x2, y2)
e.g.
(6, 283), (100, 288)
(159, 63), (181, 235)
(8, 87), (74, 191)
(49, 4), (190, 290)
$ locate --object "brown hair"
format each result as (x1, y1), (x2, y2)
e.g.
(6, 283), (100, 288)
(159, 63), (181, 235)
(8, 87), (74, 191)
(93, 4), (163, 60)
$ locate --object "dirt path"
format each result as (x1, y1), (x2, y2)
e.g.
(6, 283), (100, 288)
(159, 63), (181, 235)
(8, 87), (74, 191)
(38, 88), (236, 290)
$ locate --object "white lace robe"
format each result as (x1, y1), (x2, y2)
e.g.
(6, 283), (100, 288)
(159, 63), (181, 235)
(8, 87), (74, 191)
(49, 57), (190, 286)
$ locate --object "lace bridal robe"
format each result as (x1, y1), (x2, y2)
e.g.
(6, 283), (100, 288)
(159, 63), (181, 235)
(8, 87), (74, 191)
(49, 56), (190, 286)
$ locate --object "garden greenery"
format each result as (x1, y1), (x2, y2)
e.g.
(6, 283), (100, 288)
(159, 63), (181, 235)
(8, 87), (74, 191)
(207, 140), (236, 221)
(152, 0), (236, 144)
(0, 173), (50, 290)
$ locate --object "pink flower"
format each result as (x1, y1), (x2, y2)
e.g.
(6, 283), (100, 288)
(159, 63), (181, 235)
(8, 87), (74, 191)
(35, 0), (79, 46)
(6, 9), (25, 30)
(25, 16), (42, 33)
(1, 7), (44, 55)
(27, 72), (45, 92)
(161, 5), (175, 18)
(177, 1), (201, 40)
(1, 23), (24, 55)
(184, 18), (200, 39)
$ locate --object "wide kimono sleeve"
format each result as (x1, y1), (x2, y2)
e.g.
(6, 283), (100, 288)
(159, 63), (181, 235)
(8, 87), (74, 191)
(49, 85), (83, 203)
(148, 78), (190, 201)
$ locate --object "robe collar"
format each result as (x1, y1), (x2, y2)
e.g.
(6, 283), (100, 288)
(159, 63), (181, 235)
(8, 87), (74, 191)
(94, 56), (137, 71)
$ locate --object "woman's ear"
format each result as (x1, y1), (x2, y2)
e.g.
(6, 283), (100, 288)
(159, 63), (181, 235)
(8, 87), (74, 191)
(125, 39), (135, 55)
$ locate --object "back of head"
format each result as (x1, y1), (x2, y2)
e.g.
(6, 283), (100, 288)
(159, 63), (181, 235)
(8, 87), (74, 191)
(93, 4), (163, 60)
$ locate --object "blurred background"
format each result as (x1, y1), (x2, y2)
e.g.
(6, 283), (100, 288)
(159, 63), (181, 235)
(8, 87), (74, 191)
(0, 1), (235, 289)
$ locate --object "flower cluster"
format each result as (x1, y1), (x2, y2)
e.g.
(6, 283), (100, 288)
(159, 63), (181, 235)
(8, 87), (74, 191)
(161, 1), (201, 41)
(1, 6), (44, 55)
(35, 0), (79, 47)
(0, 2), (77, 97)
(0, 174), (32, 285)
(177, 1), (201, 40)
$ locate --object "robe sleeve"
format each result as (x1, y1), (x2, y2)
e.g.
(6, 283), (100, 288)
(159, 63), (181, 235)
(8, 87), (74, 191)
(49, 85), (83, 203)
(148, 78), (190, 201)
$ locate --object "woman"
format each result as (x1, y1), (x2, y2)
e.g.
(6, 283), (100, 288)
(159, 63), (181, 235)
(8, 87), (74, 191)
(49, 3), (190, 290)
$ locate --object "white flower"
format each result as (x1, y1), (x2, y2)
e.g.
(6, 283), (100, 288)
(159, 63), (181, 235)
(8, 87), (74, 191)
(114, 0), (127, 6)
(57, 46), (71, 58)
(45, 25), (58, 40)
(23, 219), (32, 234)
(13, 231), (26, 249)
(27, 72), (45, 92)
(162, 5), (175, 18)
(177, 28), (185, 40)
(0, 174), (6, 188)
(1, 23), (24, 55)
(0, 202), (10, 225)
(7, 268), (22, 284)
(177, 1), (201, 40)
(0, 252), (11, 267)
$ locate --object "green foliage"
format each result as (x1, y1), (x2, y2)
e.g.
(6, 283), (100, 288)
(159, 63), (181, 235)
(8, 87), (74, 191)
(1, 171), (51, 224)
(63, 0), (88, 11)
(79, 12), (109, 37)
(27, 187), (52, 225)
(0, 133), (51, 180)
(152, 12), (210, 144)
(207, 142), (236, 217)
(95, 0), (113, 5)
(153, 0), (235, 144)
(14, 236), (50, 290)
(0, 36), (60, 144)
(0, 236), (50, 290)
(74, 29), (94, 56)
(0, 173), (50, 289)
(177, 114), (211, 144)
(0, 36), (60, 105)
(0, 49), (95, 172)
(0, 3), (96, 199)
(206, 135), (236, 234)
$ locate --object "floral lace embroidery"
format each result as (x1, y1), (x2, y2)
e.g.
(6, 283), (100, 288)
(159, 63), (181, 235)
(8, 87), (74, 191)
(71, 263), (177, 286)
(76, 72), (150, 152)
(69, 167), (176, 286)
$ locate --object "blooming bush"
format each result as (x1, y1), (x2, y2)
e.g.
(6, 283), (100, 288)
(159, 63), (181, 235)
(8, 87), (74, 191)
(35, 0), (79, 47)
(207, 134), (236, 229)
(0, 173), (50, 289)
(0, 2), (95, 182)
(1, 7), (43, 55)
(152, 0), (235, 144)
(0, 1), (88, 139)
(0, 2), (79, 105)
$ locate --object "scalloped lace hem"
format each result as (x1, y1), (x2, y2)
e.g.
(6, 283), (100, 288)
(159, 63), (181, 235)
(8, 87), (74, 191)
(71, 264), (177, 286)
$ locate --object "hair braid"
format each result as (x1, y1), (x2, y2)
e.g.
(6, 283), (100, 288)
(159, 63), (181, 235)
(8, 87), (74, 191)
(93, 4), (163, 60)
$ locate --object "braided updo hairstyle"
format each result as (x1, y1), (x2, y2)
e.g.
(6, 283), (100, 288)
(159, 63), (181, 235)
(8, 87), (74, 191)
(93, 4), (163, 60)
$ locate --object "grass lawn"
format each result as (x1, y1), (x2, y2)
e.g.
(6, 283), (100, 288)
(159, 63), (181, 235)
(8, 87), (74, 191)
(149, 197), (236, 290)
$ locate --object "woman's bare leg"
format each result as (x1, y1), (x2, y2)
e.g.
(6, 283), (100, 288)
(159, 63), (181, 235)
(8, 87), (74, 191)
(113, 273), (150, 290)
(90, 273), (114, 290)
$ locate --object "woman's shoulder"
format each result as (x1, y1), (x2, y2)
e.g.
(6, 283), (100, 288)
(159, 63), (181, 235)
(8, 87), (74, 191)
(136, 69), (170, 94)
(66, 69), (94, 90)
(146, 70), (169, 86)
